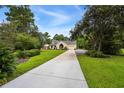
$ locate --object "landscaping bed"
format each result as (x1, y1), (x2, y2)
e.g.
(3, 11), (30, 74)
(77, 54), (124, 88)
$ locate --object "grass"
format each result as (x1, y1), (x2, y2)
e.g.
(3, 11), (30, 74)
(77, 54), (124, 88)
(7, 50), (65, 82)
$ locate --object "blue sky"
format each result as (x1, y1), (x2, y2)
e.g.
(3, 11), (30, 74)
(0, 5), (86, 37)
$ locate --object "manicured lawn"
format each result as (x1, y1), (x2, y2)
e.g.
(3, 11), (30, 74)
(7, 50), (65, 82)
(77, 54), (124, 88)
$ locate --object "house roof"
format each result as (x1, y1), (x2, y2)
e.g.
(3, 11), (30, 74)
(51, 40), (76, 46)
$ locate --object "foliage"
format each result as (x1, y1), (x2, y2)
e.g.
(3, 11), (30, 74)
(26, 49), (40, 57)
(118, 49), (124, 56)
(38, 32), (51, 46)
(0, 47), (16, 80)
(15, 49), (40, 58)
(0, 23), (17, 48)
(5, 5), (37, 34)
(43, 32), (51, 44)
(15, 33), (41, 50)
(70, 6), (124, 55)
(77, 36), (89, 49)
(53, 34), (69, 41)
(78, 55), (124, 88)
(16, 50), (29, 58)
(0, 6), (41, 50)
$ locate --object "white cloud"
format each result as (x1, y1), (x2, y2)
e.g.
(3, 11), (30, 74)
(74, 5), (84, 16)
(38, 7), (71, 27)
(39, 8), (69, 19)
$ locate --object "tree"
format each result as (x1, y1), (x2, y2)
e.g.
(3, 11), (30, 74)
(53, 34), (69, 41)
(70, 6), (124, 55)
(0, 47), (16, 80)
(38, 32), (51, 45)
(15, 33), (41, 50)
(0, 5), (42, 49)
(0, 22), (17, 48)
(5, 5), (37, 34)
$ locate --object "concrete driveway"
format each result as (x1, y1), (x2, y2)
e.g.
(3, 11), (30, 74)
(1, 50), (88, 88)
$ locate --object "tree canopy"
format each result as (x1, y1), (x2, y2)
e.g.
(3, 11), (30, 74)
(70, 6), (124, 55)
(53, 34), (69, 41)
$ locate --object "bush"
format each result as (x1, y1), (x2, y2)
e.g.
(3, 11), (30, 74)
(77, 37), (89, 49)
(27, 49), (40, 57)
(15, 33), (41, 50)
(0, 78), (7, 86)
(0, 47), (16, 81)
(86, 50), (109, 58)
(117, 49), (124, 56)
(14, 42), (23, 50)
(15, 49), (40, 58)
(16, 50), (29, 58)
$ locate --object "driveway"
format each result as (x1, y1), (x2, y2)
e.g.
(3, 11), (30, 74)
(2, 50), (88, 88)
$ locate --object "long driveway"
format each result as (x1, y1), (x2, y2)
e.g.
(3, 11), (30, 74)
(2, 50), (88, 88)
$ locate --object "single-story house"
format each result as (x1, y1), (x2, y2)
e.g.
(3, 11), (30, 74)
(50, 40), (76, 50)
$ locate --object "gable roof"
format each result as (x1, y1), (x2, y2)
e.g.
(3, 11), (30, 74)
(51, 40), (76, 46)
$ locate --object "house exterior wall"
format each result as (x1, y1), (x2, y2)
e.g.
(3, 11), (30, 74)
(50, 41), (77, 50)
(56, 42), (68, 49)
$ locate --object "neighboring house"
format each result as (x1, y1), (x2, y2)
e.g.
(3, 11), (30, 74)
(50, 40), (76, 50)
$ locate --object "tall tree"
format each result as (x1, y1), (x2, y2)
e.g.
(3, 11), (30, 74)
(5, 5), (37, 34)
(70, 6), (124, 55)
(53, 34), (69, 41)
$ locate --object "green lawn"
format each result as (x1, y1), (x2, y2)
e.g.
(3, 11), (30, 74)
(7, 50), (65, 82)
(77, 54), (124, 88)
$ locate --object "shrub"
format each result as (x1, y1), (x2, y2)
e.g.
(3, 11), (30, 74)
(15, 33), (41, 50)
(118, 49), (124, 56)
(0, 47), (16, 81)
(14, 42), (23, 50)
(0, 78), (7, 86)
(77, 37), (89, 49)
(27, 49), (40, 57)
(16, 50), (29, 58)
(15, 49), (40, 58)
(86, 50), (109, 58)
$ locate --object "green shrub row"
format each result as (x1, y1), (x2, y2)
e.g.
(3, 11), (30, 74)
(15, 49), (40, 58)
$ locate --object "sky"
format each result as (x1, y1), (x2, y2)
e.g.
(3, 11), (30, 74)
(0, 5), (87, 37)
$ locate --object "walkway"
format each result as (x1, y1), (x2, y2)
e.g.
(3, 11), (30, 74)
(2, 50), (88, 88)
